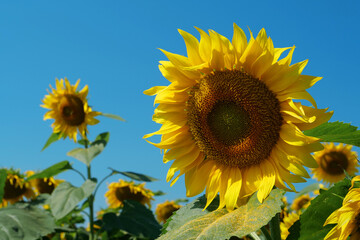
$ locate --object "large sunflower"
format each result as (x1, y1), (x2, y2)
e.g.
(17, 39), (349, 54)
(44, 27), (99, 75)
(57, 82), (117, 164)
(312, 143), (358, 184)
(2, 170), (34, 204)
(26, 170), (63, 195)
(324, 176), (360, 240)
(105, 180), (154, 208)
(144, 24), (333, 210)
(42, 78), (100, 142)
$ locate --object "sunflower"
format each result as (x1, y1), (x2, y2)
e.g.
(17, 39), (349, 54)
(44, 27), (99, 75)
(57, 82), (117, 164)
(324, 176), (360, 240)
(155, 200), (181, 223)
(291, 194), (312, 211)
(2, 170), (34, 204)
(105, 180), (154, 208)
(144, 24), (332, 210)
(312, 143), (358, 184)
(41, 78), (101, 142)
(26, 170), (63, 195)
(280, 212), (300, 240)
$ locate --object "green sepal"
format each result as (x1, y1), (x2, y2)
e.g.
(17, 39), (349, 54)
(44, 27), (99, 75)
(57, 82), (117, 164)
(42, 132), (62, 151)
(160, 189), (285, 240)
(50, 179), (97, 220)
(0, 169), (7, 203)
(26, 160), (72, 181)
(303, 121), (360, 147)
(109, 168), (158, 182)
(287, 178), (351, 240)
(101, 113), (126, 122)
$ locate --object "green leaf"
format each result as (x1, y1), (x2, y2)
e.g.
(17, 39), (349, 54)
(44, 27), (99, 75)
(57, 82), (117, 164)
(110, 168), (158, 182)
(303, 121), (360, 147)
(0, 205), (56, 240)
(160, 189), (285, 240)
(0, 169), (7, 203)
(67, 143), (105, 166)
(294, 183), (321, 199)
(42, 132), (62, 151)
(102, 200), (161, 239)
(26, 161), (72, 181)
(50, 179), (97, 219)
(101, 113), (126, 122)
(287, 179), (351, 240)
(92, 132), (110, 147)
(77, 139), (90, 147)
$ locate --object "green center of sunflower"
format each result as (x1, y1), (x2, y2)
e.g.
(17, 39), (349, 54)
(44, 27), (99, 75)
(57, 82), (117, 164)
(187, 70), (283, 168)
(320, 151), (349, 175)
(59, 95), (86, 126)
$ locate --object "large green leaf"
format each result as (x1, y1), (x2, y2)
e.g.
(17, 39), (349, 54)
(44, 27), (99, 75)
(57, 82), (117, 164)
(0, 169), (7, 203)
(42, 132), (62, 151)
(26, 161), (72, 181)
(50, 179), (97, 219)
(92, 132), (110, 147)
(287, 179), (351, 240)
(110, 168), (158, 182)
(303, 121), (360, 147)
(102, 200), (161, 239)
(160, 189), (284, 240)
(67, 143), (105, 166)
(0, 205), (56, 240)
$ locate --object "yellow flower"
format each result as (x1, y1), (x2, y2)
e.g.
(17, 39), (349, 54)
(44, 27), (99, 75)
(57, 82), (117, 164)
(291, 194), (312, 211)
(155, 200), (181, 223)
(280, 212), (300, 240)
(144, 24), (332, 210)
(26, 170), (63, 195)
(2, 171), (34, 204)
(324, 176), (360, 240)
(312, 143), (358, 184)
(105, 180), (154, 208)
(41, 78), (101, 142)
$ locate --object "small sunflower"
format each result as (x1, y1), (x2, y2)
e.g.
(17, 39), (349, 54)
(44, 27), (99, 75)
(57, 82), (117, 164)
(2, 170), (34, 204)
(280, 212), (300, 240)
(105, 180), (154, 208)
(26, 170), (63, 195)
(144, 24), (332, 210)
(324, 176), (360, 240)
(291, 194), (312, 211)
(155, 200), (181, 223)
(312, 143), (358, 184)
(41, 78), (101, 142)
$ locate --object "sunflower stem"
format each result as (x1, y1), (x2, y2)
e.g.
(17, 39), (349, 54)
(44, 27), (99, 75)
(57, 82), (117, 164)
(84, 138), (95, 240)
(269, 212), (281, 240)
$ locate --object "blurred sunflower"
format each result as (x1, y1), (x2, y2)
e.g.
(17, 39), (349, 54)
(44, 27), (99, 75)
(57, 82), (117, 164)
(144, 24), (332, 210)
(41, 78), (101, 142)
(2, 170), (34, 204)
(155, 200), (181, 223)
(291, 194), (312, 211)
(324, 176), (360, 240)
(312, 143), (358, 184)
(26, 170), (63, 195)
(105, 180), (154, 208)
(280, 212), (300, 240)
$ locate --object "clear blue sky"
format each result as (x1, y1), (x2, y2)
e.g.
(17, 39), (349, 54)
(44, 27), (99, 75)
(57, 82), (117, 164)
(1, 1), (359, 212)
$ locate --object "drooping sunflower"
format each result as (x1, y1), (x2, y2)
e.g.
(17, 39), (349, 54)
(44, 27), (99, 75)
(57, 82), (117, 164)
(155, 200), (181, 223)
(312, 143), (358, 184)
(26, 170), (63, 195)
(105, 180), (154, 208)
(41, 78), (101, 142)
(291, 194), (312, 212)
(280, 212), (300, 240)
(144, 24), (332, 210)
(2, 170), (34, 204)
(324, 176), (360, 240)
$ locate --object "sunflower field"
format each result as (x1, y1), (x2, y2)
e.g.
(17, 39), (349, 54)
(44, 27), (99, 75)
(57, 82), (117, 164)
(2, 2), (360, 240)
